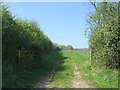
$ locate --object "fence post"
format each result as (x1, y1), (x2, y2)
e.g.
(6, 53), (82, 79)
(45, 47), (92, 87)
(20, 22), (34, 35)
(17, 50), (21, 75)
(89, 48), (93, 70)
(18, 50), (20, 64)
(90, 48), (91, 66)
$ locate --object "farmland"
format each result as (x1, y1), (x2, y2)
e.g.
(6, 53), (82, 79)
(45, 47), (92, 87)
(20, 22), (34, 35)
(3, 50), (118, 88)
(1, 1), (119, 89)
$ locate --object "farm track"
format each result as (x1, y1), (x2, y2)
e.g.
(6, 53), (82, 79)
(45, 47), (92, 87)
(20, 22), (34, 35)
(44, 62), (94, 88)
(34, 61), (60, 88)
(34, 51), (94, 88)
(72, 63), (93, 88)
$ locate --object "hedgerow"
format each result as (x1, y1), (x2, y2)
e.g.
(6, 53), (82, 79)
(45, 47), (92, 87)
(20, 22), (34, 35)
(86, 2), (119, 69)
(2, 3), (53, 76)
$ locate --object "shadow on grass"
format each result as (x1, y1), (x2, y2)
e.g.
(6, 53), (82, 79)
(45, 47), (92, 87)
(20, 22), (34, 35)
(2, 50), (69, 88)
(63, 57), (70, 59)
(34, 50), (67, 88)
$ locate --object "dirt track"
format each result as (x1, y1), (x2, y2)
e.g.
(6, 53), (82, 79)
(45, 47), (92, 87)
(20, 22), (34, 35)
(72, 63), (93, 88)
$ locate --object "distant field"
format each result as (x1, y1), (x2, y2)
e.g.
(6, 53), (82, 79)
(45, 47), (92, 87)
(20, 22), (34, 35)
(63, 48), (88, 52)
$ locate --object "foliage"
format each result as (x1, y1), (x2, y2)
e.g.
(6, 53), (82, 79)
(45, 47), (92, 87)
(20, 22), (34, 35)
(3, 51), (64, 88)
(52, 43), (61, 50)
(2, 3), (54, 87)
(86, 2), (119, 69)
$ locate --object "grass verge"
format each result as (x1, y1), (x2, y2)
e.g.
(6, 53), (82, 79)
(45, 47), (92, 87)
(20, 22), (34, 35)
(74, 52), (118, 88)
(3, 51), (118, 88)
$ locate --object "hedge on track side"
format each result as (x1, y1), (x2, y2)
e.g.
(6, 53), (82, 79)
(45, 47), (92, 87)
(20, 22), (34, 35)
(2, 3), (53, 73)
(86, 2), (119, 69)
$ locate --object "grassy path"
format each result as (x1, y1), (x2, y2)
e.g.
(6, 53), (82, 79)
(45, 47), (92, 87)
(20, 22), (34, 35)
(3, 50), (118, 88)
(44, 51), (118, 88)
(34, 60), (61, 88)
(45, 51), (94, 88)
(72, 63), (92, 88)
(11, 50), (117, 88)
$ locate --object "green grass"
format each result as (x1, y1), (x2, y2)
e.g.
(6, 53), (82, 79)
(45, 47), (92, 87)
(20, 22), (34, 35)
(72, 52), (118, 88)
(3, 50), (64, 88)
(49, 51), (82, 88)
(3, 50), (118, 88)
(50, 51), (74, 88)
(50, 51), (118, 88)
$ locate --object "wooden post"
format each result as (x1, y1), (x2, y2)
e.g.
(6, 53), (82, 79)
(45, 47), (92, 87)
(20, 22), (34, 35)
(17, 50), (21, 75)
(89, 48), (92, 70)
(18, 50), (20, 64)
(90, 48), (91, 66)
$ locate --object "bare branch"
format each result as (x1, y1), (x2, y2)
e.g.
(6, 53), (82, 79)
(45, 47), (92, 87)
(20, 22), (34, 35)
(89, 0), (97, 10)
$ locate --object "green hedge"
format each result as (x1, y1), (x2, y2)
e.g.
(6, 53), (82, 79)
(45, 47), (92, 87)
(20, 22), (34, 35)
(2, 3), (53, 72)
(86, 2), (119, 69)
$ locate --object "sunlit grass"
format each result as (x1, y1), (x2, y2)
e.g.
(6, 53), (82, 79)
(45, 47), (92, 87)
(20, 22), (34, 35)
(3, 51), (118, 88)
(50, 52), (74, 88)
(51, 51), (118, 88)
(73, 52), (118, 88)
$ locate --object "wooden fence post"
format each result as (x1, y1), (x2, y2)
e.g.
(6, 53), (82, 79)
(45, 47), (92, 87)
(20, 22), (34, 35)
(18, 50), (20, 64)
(90, 48), (91, 66)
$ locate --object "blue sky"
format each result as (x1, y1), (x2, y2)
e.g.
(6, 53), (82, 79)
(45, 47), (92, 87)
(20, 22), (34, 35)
(7, 2), (93, 48)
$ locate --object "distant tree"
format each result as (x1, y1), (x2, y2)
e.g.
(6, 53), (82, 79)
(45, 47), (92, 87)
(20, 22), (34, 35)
(60, 45), (73, 50)
(66, 45), (73, 50)
(52, 43), (61, 50)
